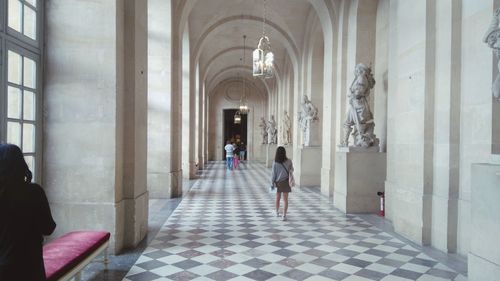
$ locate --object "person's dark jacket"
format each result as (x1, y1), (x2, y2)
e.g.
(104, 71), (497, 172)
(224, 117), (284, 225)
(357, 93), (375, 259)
(0, 183), (56, 281)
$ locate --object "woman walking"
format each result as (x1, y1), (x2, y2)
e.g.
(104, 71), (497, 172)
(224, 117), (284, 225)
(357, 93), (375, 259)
(270, 146), (293, 221)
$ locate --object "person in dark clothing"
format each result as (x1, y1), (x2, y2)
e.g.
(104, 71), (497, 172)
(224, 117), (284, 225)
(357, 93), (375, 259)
(239, 142), (246, 161)
(0, 144), (56, 281)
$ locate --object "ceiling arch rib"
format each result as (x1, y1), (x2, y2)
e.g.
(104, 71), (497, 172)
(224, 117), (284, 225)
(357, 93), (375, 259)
(204, 50), (282, 90)
(210, 77), (268, 102)
(178, 0), (338, 67)
(207, 66), (274, 98)
(203, 46), (255, 81)
(193, 15), (300, 77)
(207, 63), (281, 96)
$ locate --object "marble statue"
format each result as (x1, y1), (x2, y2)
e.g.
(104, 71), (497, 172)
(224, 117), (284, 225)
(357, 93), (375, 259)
(267, 115), (278, 144)
(298, 95), (319, 146)
(340, 63), (377, 148)
(259, 117), (268, 144)
(283, 110), (292, 145)
(484, 7), (500, 101)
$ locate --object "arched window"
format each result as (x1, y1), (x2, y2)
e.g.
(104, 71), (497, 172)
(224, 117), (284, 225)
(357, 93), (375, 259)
(1, 0), (43, 181)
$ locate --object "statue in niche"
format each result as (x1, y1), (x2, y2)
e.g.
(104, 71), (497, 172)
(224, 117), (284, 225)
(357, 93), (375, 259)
(340, 63), (378, 148)
(484, 7), (500, 101)
(267, 115), (278, 144)
(283, 110), (292, 145)
(298, 95), (319, 146)
(259, 117), (268, 144)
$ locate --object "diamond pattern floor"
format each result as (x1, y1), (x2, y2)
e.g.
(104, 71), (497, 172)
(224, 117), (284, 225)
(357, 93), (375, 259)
(124, 161), (466, 281)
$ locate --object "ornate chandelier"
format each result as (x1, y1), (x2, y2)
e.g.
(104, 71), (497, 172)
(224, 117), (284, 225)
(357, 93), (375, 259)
(253, 0), (274, 79)
(240, 35), (249, 114)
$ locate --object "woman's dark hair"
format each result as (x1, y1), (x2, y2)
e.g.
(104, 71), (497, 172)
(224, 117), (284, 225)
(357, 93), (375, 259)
(0, 144), (32, 196)
(274, 146), (287, 163)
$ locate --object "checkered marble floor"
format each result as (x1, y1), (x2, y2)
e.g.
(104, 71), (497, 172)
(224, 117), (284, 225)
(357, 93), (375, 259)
(124, 161), (467, 281)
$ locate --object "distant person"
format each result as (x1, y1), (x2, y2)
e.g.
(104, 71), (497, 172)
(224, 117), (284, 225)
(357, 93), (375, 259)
(233, 153), (239, 169)
(239, 142), (246, 161)
(0, 144), (56, 281)
(224, 140), (234, 170)
(270, 146), (294, 221)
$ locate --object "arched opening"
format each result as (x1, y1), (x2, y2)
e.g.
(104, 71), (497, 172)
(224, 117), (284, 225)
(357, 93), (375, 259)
(222, 109), (248, 159)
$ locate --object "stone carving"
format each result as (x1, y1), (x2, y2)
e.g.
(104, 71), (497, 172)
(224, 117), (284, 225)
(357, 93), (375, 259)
(283, 110), (292, 145)
(267, 115), (278, 144)
(484, 8), (500, 101)
(259, 117), (268, 144)
(298, 95), (319, 146)
(340, 63), (378, 148)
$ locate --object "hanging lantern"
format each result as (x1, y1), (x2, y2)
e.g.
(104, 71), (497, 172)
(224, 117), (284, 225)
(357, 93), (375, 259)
(253, 0), (274, 79)
(234, 111), (242, 124)
(253, 37), (274, 79)
(239, 99), (249, 115)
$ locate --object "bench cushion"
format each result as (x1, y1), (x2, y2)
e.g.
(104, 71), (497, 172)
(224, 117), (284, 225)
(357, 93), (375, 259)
(43, 231), (110, 281)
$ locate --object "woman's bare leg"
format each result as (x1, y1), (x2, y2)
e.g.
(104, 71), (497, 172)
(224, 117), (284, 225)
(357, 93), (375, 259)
(283, 193), (289, 218)
(276, 192), (282, 216)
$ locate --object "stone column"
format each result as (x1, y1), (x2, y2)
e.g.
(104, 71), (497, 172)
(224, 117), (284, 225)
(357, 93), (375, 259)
(44, 0), (148, 253)
(121, 0), (149, 248)
(147, 0), (171, 198)
(197, 76), (205, 170)
(169, 6), (184, 197)
(384, 0), (435, 244)
(428, 0), (461, 253)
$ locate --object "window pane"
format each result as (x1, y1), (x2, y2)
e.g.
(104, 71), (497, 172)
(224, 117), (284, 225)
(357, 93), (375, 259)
(7, 87), (22, 119)
(23, 6), (37, 40)
(8, 0), (22, 33)
(8, 50), (22, 85)
(22, 123), (35, 153)
(23, 91), (36, 121)
(25, 0), (36, 8)
(24, 156), (35, 179)
(23, 57), (36, 88)
(7, 121), (21, 147)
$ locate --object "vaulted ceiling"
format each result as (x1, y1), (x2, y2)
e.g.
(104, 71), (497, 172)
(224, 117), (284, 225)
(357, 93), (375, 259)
(180, 0), (318, 96)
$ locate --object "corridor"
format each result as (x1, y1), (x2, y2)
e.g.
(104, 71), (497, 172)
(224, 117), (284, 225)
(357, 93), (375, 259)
(124, 162), (466, 281)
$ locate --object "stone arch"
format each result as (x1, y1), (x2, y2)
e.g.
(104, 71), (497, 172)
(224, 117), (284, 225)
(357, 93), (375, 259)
(208, 77), (269, 163)
(192, 15), (300, 86)
(202, 46), (255, 81)
(207, 66), (273, 99)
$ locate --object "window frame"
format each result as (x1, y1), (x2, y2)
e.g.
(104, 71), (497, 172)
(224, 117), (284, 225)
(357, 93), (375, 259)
(0, 38), (5, 143)
(0, 0), (4, 32)
(6, 0), (41, 49)
(1, 0), (43, 182)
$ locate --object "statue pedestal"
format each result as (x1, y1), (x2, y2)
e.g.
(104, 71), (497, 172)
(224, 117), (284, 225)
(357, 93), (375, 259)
(265, 144), (277, 168)
(469, 163), (500, 281)
(296, 146), (322, 187)
(334, 146), (386, 214)
(255, 144), (267, 163)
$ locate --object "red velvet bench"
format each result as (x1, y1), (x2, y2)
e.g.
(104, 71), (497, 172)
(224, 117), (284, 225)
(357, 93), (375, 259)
(43, 231), (110, 281)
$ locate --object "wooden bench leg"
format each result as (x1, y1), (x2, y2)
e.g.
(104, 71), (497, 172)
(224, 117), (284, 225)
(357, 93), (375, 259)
(104, 248), (109, 271)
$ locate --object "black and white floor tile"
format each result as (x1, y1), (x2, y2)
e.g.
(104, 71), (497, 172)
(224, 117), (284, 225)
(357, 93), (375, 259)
(124, 162), (467, 281)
